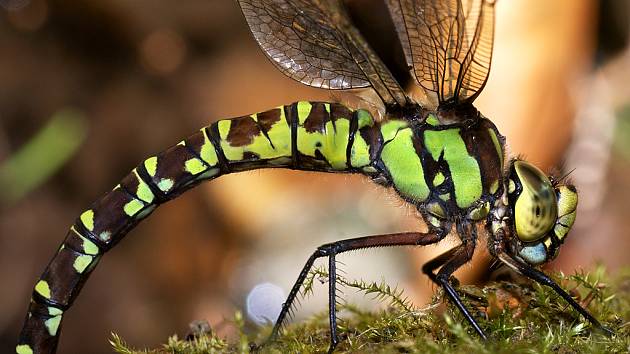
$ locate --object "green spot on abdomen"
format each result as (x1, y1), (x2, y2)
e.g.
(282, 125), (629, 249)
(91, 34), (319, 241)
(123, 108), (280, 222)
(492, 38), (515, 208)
(157, 178), (174, 192)
(48, 306), (63, 316)
(73, 255), (93, 273)
(44, 314), (62, 336)
(200, 129), (219, 166)
(144, 156), (158, 177)
(79, 210), (94, 231)
(350, 110), (374, 168)
(380, 127), (429, 201)
(350, 135), (370, 168)
(35, 280), (51, 299)
(133, 170), (154, 203)
(123, 199), (144, 217)
(297, 101), (313, 123)
(72, 227), (99, 255)
(185, 158), (206, 175)
(16, 344), (33, 354)
(98, 232), (111, 242)
(218, 113), (291, 162)
(296, 105), (351, 170)
(424, 128), (482, 208)
(261, 111), (291, 158)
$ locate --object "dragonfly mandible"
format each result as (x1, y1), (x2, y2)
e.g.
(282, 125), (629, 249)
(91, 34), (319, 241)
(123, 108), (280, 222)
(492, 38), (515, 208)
(17, 0), (612, 353)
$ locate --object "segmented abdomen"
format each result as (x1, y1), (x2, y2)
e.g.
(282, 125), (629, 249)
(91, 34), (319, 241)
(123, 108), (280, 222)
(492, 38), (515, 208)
(17, 101), (385, 354)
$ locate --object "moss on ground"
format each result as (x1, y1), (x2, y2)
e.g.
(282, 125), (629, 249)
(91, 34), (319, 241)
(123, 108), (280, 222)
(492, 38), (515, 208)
(111, 266), (629, 353)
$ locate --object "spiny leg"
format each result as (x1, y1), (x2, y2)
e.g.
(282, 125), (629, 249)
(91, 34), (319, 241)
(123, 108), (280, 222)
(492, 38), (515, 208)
(497, 253), (614, 336)
(266, 230), (447, 351)
(267, 251), (319, 343)
(436, 244), (487, 340)
(421, 223), (487, 340)
(327, 253), (339, 353)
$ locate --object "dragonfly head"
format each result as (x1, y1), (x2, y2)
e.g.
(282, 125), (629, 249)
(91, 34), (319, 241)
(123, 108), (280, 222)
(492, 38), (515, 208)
(507, 160), (578, 266)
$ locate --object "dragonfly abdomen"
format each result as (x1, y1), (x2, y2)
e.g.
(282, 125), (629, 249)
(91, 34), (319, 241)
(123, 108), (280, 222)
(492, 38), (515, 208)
(17, 101), (384, 353)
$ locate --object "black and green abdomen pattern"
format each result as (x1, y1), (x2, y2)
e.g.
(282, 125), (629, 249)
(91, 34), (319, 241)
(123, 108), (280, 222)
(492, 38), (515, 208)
(209, 101), (381, 173)
(18, 101), (505, 354)
(17, 101), (385, 354)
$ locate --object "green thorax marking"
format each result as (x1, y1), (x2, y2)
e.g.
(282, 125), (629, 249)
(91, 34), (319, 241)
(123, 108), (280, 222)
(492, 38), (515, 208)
(488, 128), (504, 169)
(426, 114), (440, 126)
(424, 128), (482, 208)
(380, 120), (429, 201)
(433, 171), (445, 186)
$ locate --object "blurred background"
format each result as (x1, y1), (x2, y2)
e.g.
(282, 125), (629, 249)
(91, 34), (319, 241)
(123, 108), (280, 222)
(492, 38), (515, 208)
(1, 0), (629, 352)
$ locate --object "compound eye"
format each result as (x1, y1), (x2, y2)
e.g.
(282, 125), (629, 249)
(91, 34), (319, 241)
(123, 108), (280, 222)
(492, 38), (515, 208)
(519, 242), (547, 265)
(513, 161), (558, 242)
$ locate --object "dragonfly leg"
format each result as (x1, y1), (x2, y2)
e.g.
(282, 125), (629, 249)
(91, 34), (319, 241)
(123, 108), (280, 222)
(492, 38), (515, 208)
(266, 230), (447, 351)
(422, 222), (487, 340)
(327, 253), (339, 354)
(496, 252), (614, 336)
(421, 246), (459, 283)
(434, 246), (487, 340)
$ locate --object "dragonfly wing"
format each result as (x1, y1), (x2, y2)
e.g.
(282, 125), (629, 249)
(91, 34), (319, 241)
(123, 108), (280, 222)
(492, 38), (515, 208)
(237, 0), (408, 106)
(384, 0), (414, 71)
(393, 0), (495, 106)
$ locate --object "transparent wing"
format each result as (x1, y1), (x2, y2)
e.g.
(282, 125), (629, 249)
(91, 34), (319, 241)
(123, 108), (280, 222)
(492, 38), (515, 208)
(389, 0), (495, 106)
(385, 0), (414, 70)
(237, 0), (408, 106)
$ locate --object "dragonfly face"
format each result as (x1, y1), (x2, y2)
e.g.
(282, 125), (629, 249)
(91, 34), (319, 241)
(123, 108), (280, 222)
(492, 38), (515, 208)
(508, 160), (578, 265)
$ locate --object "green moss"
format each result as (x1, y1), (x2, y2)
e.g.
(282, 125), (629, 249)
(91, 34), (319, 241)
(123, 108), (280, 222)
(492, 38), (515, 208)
(112, 266), (629, 353)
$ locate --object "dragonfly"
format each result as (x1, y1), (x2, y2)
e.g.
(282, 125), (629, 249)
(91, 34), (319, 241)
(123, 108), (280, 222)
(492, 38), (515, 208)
(17, 0), (613, 353)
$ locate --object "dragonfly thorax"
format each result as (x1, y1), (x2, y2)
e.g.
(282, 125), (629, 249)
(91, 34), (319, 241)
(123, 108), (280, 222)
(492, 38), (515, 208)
(386, 112), (505, 227)
(435, 100), (479, 126)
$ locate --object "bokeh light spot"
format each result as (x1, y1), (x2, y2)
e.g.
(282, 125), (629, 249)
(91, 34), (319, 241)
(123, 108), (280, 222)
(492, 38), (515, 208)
(5, 0), (47, 31)
(139, 29), (187, 75)
(246, 282), (285, 326)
